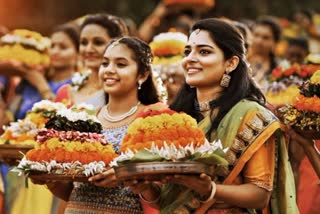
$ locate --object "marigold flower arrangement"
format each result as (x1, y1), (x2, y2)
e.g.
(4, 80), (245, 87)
(0, 29), (50, 67)
(15, 103), (117, 177)
(266, 61), (320, 106)
(280, 70), (320, 136)
(111, 108), (227, 167)
(0, 100), (65, 146)
(163, 0), (215, 12)
(150, 32), (187, 103)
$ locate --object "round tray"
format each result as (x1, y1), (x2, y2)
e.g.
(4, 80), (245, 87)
(293, 126), (320, 140)
(114, 161), (214, 181)
(28, 171), (90, 183)
(0, 144), (34, 166)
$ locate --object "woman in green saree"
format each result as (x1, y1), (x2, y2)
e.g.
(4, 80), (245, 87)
(128, 18), (298, 214)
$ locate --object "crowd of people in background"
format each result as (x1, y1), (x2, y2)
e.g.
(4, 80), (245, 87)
(0, 1), (319, 214)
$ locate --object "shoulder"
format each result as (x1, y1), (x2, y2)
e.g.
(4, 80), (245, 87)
(143, 102), (169, 111)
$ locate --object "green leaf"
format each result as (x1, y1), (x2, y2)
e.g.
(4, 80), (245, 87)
(192, 152), (228, 166)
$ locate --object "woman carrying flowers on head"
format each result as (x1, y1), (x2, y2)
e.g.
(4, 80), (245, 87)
(55, 13), (128, 109)
(130, 18), (298, 214)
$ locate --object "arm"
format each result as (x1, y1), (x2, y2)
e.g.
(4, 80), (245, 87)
(45, 181), (74, 201)
(138, 2), (167, 42)
(214, 183), (270, 209)
(289, 129), (320, 178)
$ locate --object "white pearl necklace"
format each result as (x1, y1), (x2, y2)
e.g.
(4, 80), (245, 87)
(103, 102), (141, 123)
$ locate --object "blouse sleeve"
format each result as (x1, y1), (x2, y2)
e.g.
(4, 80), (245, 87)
(242, 136), (275, 191)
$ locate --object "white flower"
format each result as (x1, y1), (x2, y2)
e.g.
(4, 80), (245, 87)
(71, 69), (92, 91)
(31, 100), (65, 112)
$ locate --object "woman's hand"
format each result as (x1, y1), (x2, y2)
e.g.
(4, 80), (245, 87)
(89, 168), (119, 188)
(124, 179), (155, 194)
(165, 173), (213, 197)
(288, 127), (314, 148)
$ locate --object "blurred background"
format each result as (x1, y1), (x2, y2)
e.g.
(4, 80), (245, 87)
(0, 0), (319, 35)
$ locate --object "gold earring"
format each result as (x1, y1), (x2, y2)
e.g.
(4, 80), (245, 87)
(220, 70), (232, 87)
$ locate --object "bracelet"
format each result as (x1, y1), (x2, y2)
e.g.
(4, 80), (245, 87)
(313, 140), (320, 155)
(199, 181), (217, 203)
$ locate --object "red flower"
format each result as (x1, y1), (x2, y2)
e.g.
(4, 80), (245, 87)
(272, 67), (283, 80)
(283, 67), (296, 76)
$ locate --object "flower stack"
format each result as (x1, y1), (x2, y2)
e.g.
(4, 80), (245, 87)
(16, 104), (117, 176)
(266, 61), (320, 106)
(112, 108), (227, 167)
(0, 29), (50, 67)
(150, 32), (188, 103)
(0, 100), (65, 146)
(280, 70), (320, 138)
(163, 0), (215, 12)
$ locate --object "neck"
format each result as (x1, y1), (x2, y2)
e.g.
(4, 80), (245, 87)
(196, 86), (224, 103)
(85, 69), (101, 90)
(107, 94), (140, 116)
(248, 49), (270, 62)
(50, 67), (74, 82)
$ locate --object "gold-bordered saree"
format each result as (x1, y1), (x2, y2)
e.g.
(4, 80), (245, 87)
(160, 99), (298, 214)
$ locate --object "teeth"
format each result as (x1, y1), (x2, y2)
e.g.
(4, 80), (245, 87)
(105, 79), (116, 84)
(188, 68), (200, 73)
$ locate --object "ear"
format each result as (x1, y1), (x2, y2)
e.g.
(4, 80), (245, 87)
(137, 71), (150, 85)
(225, 56), (240, 73)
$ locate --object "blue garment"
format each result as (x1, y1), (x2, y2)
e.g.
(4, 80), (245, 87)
(65, 125), (143, 214)
(15, 78), (71, 119)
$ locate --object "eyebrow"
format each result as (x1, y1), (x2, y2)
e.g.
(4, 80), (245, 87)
(185, 44), (215, 49)
(102, 56), (128, 61)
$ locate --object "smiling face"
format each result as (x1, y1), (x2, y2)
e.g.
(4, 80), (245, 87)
(49, 31), (78, 69)
(182, 30), (228, 89)
(251, 24), (276, 55)
(99, 43), (145, 97)
(79, 24), (111, 70)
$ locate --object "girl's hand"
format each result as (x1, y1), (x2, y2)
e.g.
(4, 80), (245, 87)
(165, 173), (213, 197)
(89, 168), (119, 188)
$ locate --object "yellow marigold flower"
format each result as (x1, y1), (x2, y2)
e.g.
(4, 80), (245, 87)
(310, 70), (320, 84)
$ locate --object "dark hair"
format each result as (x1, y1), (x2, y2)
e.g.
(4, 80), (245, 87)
(80, 13), (128, 38)
(255, 16), (282, 43)
(287, 37), (309, 51)
(52, 23), (80, 51)
(233, 21), (252, 50)
(105, 37), (159, 105)
(255, 17), (282, 72)
(297, 9), (314, 22)
(170, 18), (265, 140)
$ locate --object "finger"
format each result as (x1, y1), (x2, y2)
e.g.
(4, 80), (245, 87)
(200, 173), (211, 181)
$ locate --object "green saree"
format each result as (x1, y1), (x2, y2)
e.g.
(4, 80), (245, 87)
(160, 99), (298, 214)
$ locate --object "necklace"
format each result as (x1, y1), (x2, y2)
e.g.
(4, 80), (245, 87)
(103, 102), (141, 122)
(194, 100), (217, 112)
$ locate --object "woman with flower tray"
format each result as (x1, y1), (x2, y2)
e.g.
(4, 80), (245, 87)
(2, 24), (80, 214)
(55, 13), (128, 109)
(129, 18), (298, 214)
(280, 70), (320, 214)
(46, 37), (162, 213)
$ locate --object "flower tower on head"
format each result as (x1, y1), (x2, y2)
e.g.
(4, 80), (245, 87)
(150, 32), (188, 104)
(266, 61), (320, 106)
(0, 29), (51, 67)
